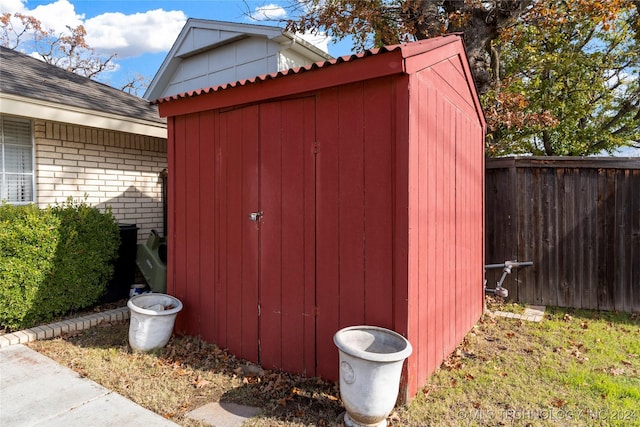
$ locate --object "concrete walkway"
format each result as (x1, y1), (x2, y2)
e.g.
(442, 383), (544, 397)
(0, 307), (261, 427)
(0, 344), (178, 427)
(492, 305), (546, 322)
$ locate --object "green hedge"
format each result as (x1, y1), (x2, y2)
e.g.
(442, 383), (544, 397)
(0, 199), (120, 330)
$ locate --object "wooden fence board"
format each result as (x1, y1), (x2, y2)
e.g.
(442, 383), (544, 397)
(486, 157), (639, 312)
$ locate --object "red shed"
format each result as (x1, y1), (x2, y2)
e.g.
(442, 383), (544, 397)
(155, 35), (485, 400)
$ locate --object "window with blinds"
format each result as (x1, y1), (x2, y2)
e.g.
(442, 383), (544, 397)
(1, 116), (34, 204)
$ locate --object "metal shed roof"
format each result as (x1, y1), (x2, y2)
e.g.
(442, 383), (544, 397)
(152, 35), (470, 105)
(153, 34), (485, 130)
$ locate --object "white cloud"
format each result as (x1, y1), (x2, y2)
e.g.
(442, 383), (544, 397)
(251, 4), (287, 21)
(28, 0), (84, 33)
(0, 0), (27, 14)
(1, 0), (84, 34)
(85, 9), (186, 58)
(1, 1), (186, 59)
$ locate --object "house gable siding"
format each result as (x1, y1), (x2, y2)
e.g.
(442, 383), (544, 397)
(162, 37), (280, 98)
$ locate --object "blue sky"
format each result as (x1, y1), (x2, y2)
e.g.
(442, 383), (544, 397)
(1, 0), (354, 92)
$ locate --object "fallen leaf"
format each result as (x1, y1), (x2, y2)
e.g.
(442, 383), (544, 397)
(193, 376), (211, 388)
(563, 314), (572, 322)
(464, 373), (475, 380)
(551, 398), (566, 408)
(608, 367), (625, 376)
(581, 322), (588, 329)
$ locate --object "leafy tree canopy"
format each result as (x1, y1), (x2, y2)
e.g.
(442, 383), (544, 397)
(487, 0), (639, 156)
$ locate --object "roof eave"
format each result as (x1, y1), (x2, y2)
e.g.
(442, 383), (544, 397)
(1, 93), (167, 138)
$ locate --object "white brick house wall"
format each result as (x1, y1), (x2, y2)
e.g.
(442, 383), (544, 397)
(34, 119), (167, 242)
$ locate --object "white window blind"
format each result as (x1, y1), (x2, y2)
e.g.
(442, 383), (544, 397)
(1, 116), (34, 204)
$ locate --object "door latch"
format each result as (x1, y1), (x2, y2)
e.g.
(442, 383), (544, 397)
(249, 211), (263, 221)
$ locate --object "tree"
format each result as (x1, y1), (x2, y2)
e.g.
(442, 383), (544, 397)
(486, 0), (639, 156)
(284, 0), (639, 156)
(285, 0), (534, 95)
(1, 12), (117, 79)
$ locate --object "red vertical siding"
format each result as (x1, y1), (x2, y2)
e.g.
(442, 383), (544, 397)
(199, 112), (216, 343)
(259, 98), (316, 373)
(314, 86), (341, 379)
(338, 83), (366, 328)
(403, 61), (484, 400)
(184, 114), (201, 335)
(171, 115), (187, 332)
(363, 79), (395, 328)
(166, 116), (176, 297)
(315, 78), (398, 381)
(215, 111), (229, 348)
(163, 38), (485, 401)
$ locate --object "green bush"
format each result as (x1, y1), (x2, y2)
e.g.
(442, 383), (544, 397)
(0, 199), (120, 330)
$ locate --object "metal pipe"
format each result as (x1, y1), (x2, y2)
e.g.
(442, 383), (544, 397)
(484, 260), (533, 298)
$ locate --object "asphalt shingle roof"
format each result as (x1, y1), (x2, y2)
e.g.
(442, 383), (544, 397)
(0, 46), (164, 124)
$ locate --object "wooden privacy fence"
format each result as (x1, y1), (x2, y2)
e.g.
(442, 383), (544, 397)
(485, 157), (640, 312)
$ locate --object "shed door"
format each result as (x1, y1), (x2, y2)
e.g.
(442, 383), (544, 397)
(219, 98), (316, 375)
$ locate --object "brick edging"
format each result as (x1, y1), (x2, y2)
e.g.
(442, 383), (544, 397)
(0, 307), (129, 348)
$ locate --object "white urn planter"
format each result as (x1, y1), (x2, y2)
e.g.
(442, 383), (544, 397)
(334, 326), (413, 427)
(128, 293), (183, 352)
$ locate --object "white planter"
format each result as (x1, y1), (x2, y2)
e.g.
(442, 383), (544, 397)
(128, 293), (183, 352)
(334, 326), (413, 427)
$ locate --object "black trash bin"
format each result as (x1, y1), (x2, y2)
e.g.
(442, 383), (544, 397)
(101, 223), (138, 303)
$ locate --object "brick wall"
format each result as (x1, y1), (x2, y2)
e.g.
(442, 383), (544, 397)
(34, 119), (167, 242)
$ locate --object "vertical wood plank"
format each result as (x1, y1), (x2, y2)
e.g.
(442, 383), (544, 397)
(425, 85), (438, 376)
(280, 98), (306, 374)
(301, 97), (317, 377)
(615, 170), (630, 312)
(225, 108), (245, 357)
(241, 105), (260, 363)
(363, 78), (394, 328)
(315, 87), (341, 380)
(631, 170), (640, 313)
(259, 101), (283, 370)
(172, 115), (188, 332)
(260, 103), (283, 369)
(184, 114), (201, 336)
(197, 111), (216, 343)
(415, 75), (429, 386)
(556, 168), (569, 308)
(434, 92), (445, 363)
(216, 111), (229, 349)
(583, 169), (598, 310)
(443, 100), (455, 356)
(338, 82), (366, 327)
(166, 117), (176, 297)
(393, 75), (412, 393)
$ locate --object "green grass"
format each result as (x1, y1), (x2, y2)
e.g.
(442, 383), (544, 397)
(395, 308), (640, 427)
